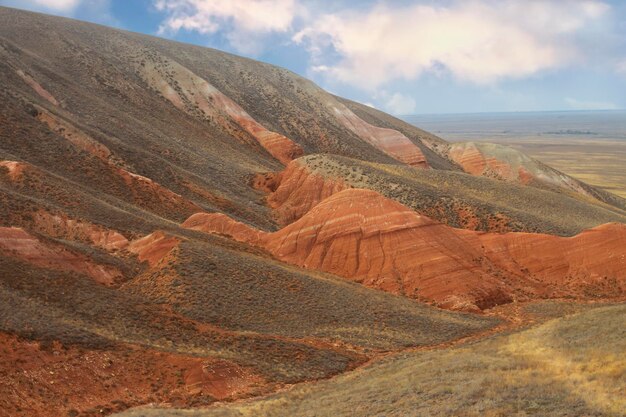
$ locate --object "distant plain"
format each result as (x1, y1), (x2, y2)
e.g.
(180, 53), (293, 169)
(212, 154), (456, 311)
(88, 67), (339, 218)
(405, 111), (626, 198)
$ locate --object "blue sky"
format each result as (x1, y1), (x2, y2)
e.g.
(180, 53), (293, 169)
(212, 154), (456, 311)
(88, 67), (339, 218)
(3, 0), (625, 115)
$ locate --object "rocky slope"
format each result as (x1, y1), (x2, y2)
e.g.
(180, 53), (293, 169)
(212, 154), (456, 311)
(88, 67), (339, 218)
(0, 6), (624, 417)
(183, 188), (626, 311)
(253, 155), (626, 235)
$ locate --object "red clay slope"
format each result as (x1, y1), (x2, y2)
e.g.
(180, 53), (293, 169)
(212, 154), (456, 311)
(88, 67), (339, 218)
(138, 54), (303, 165)
(29, 210), (129, 251)
(0, 227), (122, 285)
(0, 332), (263, 417)
(262, 160), (348, 225)
(331, 102), (429, 168)
(183, 189), (626, 311)
(127, 231), (180, 268)
(448, 142), (593, 197)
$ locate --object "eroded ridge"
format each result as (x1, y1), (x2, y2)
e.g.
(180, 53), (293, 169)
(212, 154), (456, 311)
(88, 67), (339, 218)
(184, 189), (626, 311)
(331, 102), (429, 168)
(448, 142), (595, 197)
(137, 52), (303, 164)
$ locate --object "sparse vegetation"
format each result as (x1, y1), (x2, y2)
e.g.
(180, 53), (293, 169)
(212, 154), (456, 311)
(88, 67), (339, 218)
(0, 6), (623, 417)
(124, 304), (625, 417)
(297, 154), (626, 235)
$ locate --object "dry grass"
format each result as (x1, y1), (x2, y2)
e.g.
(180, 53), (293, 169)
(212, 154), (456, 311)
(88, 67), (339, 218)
(503, 138), (626, 199)
(120, 303), (625, 417)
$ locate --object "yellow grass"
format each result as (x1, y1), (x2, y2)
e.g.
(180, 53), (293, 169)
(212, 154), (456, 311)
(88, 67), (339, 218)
(119, 303), (626, 416)
(493, 137), (626, 199)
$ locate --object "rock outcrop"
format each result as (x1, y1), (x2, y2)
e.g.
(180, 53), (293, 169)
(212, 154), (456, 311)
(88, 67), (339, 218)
(182, 213), (264, 246)
(30, 210), (129, 251)
(0, 160), (27, 181)
(265, 160), (348, 225)
(469, 223), (626, 297)
(265, 189), (511, 310)
(184, 189), (626, 311)
(15, 69), (59, 106)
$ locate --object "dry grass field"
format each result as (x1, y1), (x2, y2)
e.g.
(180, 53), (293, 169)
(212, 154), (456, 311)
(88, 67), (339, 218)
(500, 137), (626, 198)
(119, 302), (625, 417)
(405, 111), (626, 198)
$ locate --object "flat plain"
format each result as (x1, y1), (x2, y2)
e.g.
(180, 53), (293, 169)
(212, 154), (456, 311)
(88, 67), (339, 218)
(405, 111), (626, 198)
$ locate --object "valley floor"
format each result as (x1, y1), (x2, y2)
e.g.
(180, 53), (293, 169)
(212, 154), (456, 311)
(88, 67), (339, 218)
(116, 300), (626, 417)
(494, 137), (626, 199)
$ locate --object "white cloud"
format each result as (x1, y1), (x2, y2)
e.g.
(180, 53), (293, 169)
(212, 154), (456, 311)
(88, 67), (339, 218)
(294, 0), (610, 88)
(1, 0), (118, 25)
(617, 59), (626, 76)
(565, 97), (618, 110)
(2, 0), (82, 12)
(155, 0), (297, 54)
(385, 93), (416, 115)
(32, 0), (80, 11)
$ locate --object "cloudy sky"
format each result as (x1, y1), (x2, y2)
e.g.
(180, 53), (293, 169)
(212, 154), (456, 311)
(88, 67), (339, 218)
(3, 0), (625, 115)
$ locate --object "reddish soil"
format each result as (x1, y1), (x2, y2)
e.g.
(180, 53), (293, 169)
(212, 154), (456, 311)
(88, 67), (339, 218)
(448, 142), (592, 196)
(183, 189), (626, 311)
(252, 160), (518, 233)
(36, 109), (112, 161)
(218, 102), (304, 165)
(0, 161), (27, 181)
(30, 210), (129, 251)
(0, 333), (264, 417)
(139, 56), (303, 165)
(468, 223), (626, 296)
(15, 69), (59, 106)
(265, 160), (348, 225)
(0, 227), (122, 285)
(251, 172), (283, 194)
(127, 231), (180, 268)
(449, 143), (517, 179)
(116, 169), (202, 214)
(31, 110), (203, 217)
(454, 205), (512, 233)
(183, 213), (264, 245)
(2, 9), (623, 417)
(182, 180), (238, 211)
(264, 189), (511, 310)
(331, 103), (429, 168)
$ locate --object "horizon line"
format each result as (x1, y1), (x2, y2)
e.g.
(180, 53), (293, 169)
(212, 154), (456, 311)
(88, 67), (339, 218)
(401, 108), (626, 117)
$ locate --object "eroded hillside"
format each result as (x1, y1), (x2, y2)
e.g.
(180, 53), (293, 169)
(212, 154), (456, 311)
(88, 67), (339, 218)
(0, 6), (624, 417)
(137, 304), (625, 417)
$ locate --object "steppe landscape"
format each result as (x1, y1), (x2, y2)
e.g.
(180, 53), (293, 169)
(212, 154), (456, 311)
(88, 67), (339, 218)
(406, 111), (626, 198)
(0, 4), (624, 417)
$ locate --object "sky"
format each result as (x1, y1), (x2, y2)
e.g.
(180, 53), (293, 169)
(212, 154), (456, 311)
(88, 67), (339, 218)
(2, 0), (626, 115)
